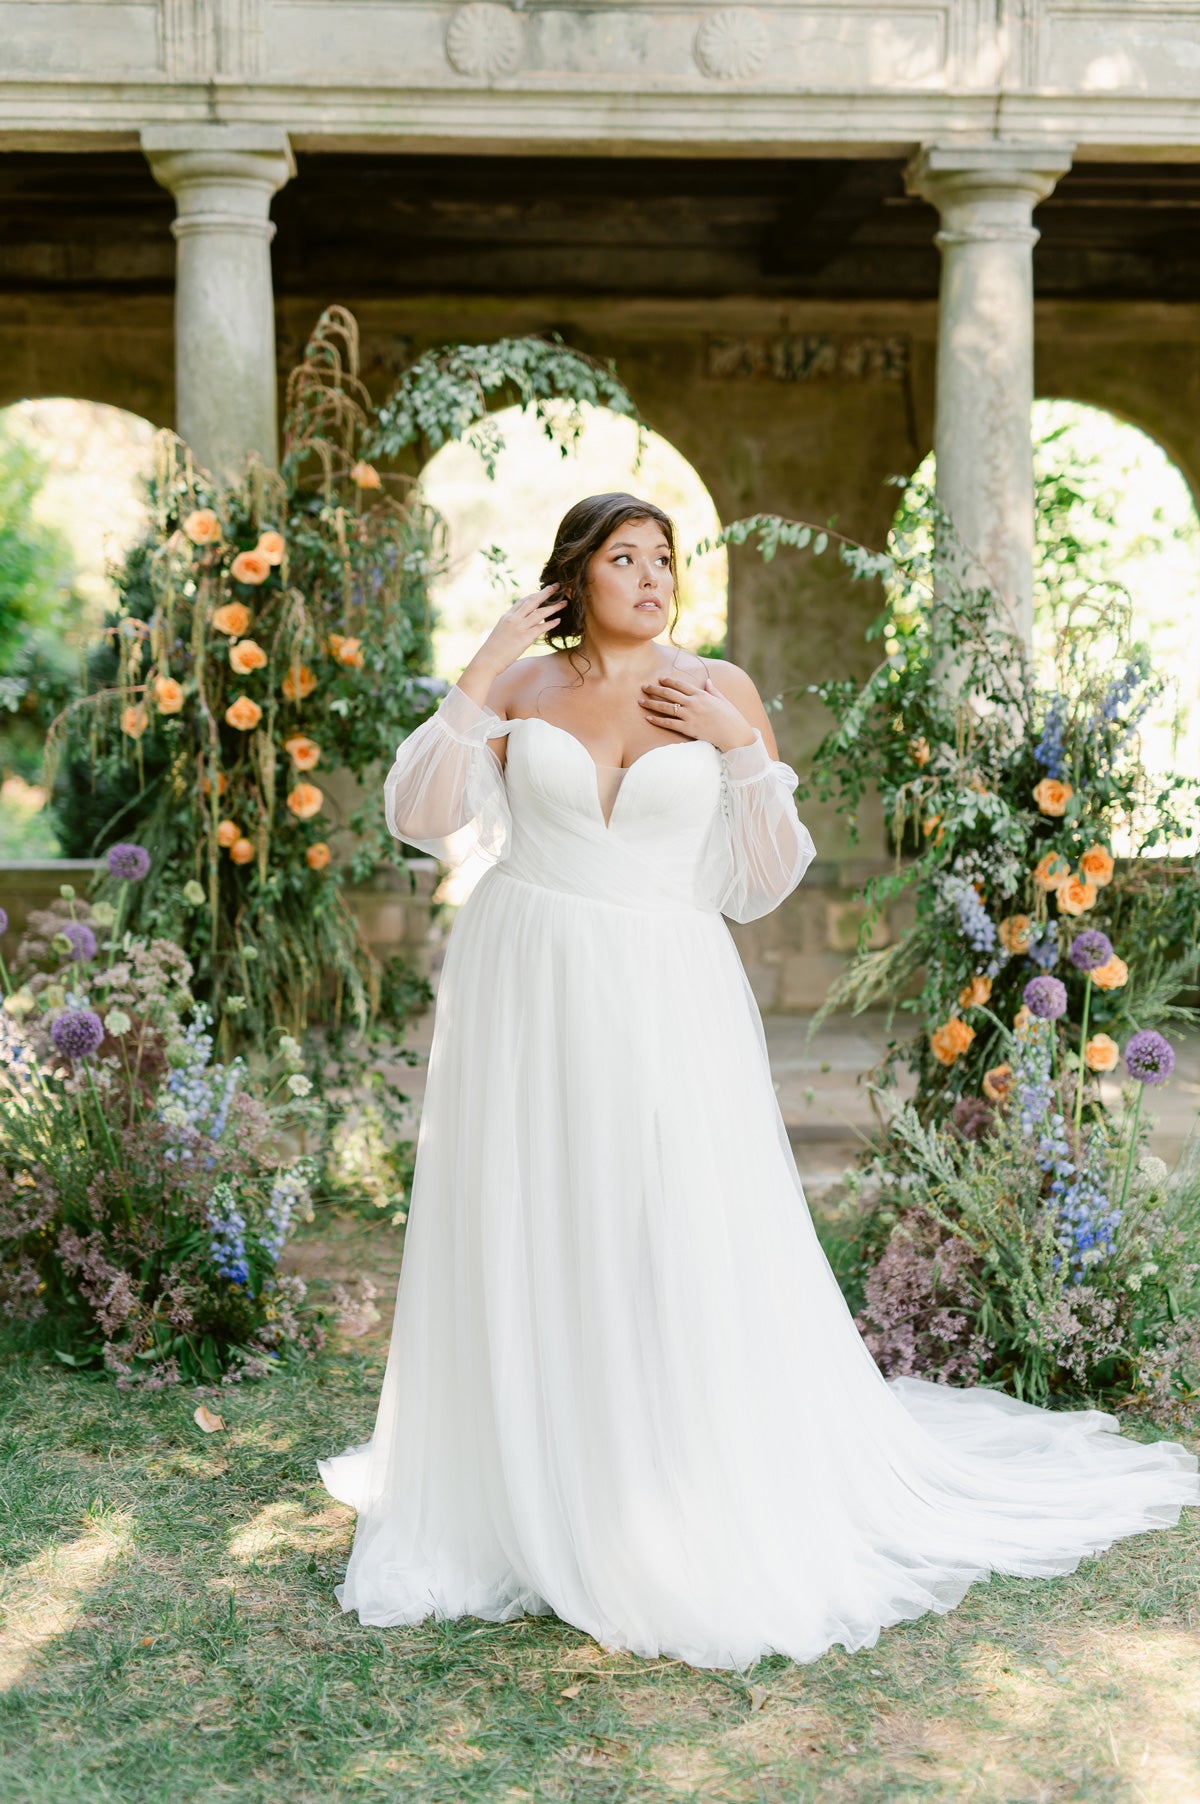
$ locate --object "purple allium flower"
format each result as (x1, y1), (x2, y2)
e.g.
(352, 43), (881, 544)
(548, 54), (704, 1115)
(107, 842), (151, 882)
(1023, 975), (1068, 1021)
(60, 921), (97, 962)
(1124, 1029), (1175, 1087)
(0, 906), (7, 936)
(1069, 929), (1114, 973)
(50, 1008), (105, 1060)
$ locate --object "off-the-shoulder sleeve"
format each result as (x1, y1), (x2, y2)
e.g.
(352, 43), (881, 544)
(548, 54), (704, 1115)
(384, 683), (513, 867)
(699, 729), (816, 923)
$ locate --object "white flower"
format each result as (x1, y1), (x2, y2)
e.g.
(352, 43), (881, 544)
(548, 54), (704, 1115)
(277, 1033), (304, 1069)
(224, 997), (247, 1015)
(90, 901), (117, 928)
(182, 881), (206, 908)
(3, 989), (35, 1017)
(287, 1073), (312, 1097)
(1140, 1261), (1160, 1278)
(104, 1008), (133, 1037)
(1127, 1274), (1143, 1292)
(159, 1101), (190, 1128)
(1137, 1155), (1169, 1190)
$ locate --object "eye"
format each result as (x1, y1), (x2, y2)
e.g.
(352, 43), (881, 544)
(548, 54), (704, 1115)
(613, 553), (632, 565)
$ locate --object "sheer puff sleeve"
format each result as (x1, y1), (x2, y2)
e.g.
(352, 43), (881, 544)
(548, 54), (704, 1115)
(699, 729), (817, 923)
(384, 683), (513, 868)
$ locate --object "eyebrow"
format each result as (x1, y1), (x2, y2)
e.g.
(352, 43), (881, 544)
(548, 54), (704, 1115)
(609, 540), (669, 552)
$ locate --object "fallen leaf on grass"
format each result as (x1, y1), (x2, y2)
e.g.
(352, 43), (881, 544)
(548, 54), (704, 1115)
(193, 1405), (225, 1433)
(560, 1684), (583, 1698)
(747, 1685), (768, 1711)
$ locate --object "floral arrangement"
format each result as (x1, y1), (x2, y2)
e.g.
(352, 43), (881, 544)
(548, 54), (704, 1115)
(0, 848), (325, 1388)
(47, 308), (638, 1053)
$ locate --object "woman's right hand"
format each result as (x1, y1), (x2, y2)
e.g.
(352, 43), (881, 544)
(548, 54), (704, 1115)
(467, 584), (563, 679)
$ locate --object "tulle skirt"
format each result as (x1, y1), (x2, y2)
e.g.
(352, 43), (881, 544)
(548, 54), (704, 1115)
(318, 865), (1199, 1671)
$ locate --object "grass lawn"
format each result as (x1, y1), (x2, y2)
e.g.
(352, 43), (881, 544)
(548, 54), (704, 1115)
(2, 1214), (1199, 1804)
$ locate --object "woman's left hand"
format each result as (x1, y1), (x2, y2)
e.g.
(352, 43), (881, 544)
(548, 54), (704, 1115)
(639, 672), (757, 753)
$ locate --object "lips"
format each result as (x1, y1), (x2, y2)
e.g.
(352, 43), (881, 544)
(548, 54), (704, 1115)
(635, 600), (662, 610)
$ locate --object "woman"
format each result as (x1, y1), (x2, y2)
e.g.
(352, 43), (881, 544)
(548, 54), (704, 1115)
(318, 492), (1197, 1672)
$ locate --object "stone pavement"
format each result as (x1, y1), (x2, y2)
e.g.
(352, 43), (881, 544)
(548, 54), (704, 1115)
(392, 1001), (1200, 1201)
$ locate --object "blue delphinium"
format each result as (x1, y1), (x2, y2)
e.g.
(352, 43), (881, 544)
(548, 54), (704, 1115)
(1055, 1124), (1120, 1284)
(158, 1009), (244, 1161)
(1034, 694), (1067, 779)
(207, 1180), (250, 1288)
(943, 876), (997, 955)
(1026, 917), (1059, 971)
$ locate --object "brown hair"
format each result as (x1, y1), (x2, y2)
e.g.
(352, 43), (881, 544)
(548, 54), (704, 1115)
(538, 493), (681, 677)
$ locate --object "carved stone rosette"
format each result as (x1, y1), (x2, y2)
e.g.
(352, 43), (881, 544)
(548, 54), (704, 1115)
(694, 8), (769, 80)
(445, 3), (523, 79)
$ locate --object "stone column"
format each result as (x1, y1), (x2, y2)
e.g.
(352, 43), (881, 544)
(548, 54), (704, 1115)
(906, 142), (1073, 642)
(142, 125), (295, 481)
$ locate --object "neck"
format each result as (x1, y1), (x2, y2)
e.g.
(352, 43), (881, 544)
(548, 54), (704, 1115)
(574, 629), (664, 684)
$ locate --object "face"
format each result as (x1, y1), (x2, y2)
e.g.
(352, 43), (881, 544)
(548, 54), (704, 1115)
(579, 517), (674, 639)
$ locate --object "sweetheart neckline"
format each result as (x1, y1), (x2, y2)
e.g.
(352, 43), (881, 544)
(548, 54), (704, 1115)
(507, 715), (715, 833)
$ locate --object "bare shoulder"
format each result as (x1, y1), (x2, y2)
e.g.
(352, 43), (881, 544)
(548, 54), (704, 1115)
(485, 652), (567, 716)
(691, 656), (779, 758)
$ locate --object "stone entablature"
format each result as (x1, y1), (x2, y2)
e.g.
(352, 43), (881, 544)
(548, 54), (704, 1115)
(2, 2), (1200, 152)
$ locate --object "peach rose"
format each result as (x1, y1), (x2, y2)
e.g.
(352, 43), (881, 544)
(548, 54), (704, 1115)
(327, 633), (365, 669)
(1057, 874), (1098, 916)
(225, 696), (263, 732)
(998, 914), (1033, 955)
(305, 841), (332, 871)
(120, 703), (149, 740)
(350, 461), (382, 490)
(958, 975), (992, 1010)
(183, 508), (222, 546)
(909, 737), (930, 767)
(922, 814), (944, 846)
(1079, 844), (1114, 888)
(284, 734), (321, 771)
(212, 602), (251, 638)
(1013, 1004), (1035, 1034)
(982, 1063), (1013, 1104)
(256, 530), (285, 565)
(154, 676), (184, 715)
(229, 638), (267, 676)
(1085, 1033), (1121, 1073)
(1033, 851), (1071, 892)
(282, 664), (317, 703)
(1090, 956), (1128, 991)
(230, 836), (255, 866)
(230, 549), (271, 586)
(930, 1017), (975, 1066)
(217, 819), (239, 849)
(201, 769), (228, 799)
(1033, 777), (1073, 817)
(287, 781), (324, 821)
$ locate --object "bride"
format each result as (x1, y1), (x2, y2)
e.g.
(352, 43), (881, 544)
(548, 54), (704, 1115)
(318, 491), (1198, 1672)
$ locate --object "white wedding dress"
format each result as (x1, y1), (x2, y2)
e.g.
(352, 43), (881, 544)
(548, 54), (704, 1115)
(317, 681), (1198, 1672)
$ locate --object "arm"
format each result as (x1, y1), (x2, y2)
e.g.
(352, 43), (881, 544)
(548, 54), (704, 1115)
(639, 660), (815, 922)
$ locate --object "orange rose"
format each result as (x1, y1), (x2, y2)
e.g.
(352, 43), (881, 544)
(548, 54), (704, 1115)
(229, 638), (268, 676)
(327, 633), (365, 670)
(1013, 1004), (1034, 1034)
(1091, 956), (1128, 991)
(201, 769), (228, 799)
(287, 782), (324, 821)
(909, 737), (930, 768)
(230, 836), (255, 866)
(1033, 778), (1073, 817)
(212, 602), (251, 638)
(922, 814), (944, 846)
(982, 1063), (1012, 1103)
(154, 676), (184, 715)
(930, 1018), (975, 1066)
(225, 696), (263, 732)
(120, 703), (149, 739)
(958, 975), (992, 1010)
(282, 664), (317, 703)
(1033, 851), (1071, 892)
(305, 841), (332, 871)
(284, 734), (321, 771)
(183, 508), (221, 545)
(1079, 844), (1114, 888)
(1085, 1034), (1121, 1073)
(230, 549), (271, 586)
(350, 461), (382, 490)
(998, 914), (1033, 955)
(1057, 875), (1097, 916)
(256, 530), (285, 565)
(216, 819), (239, 849)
